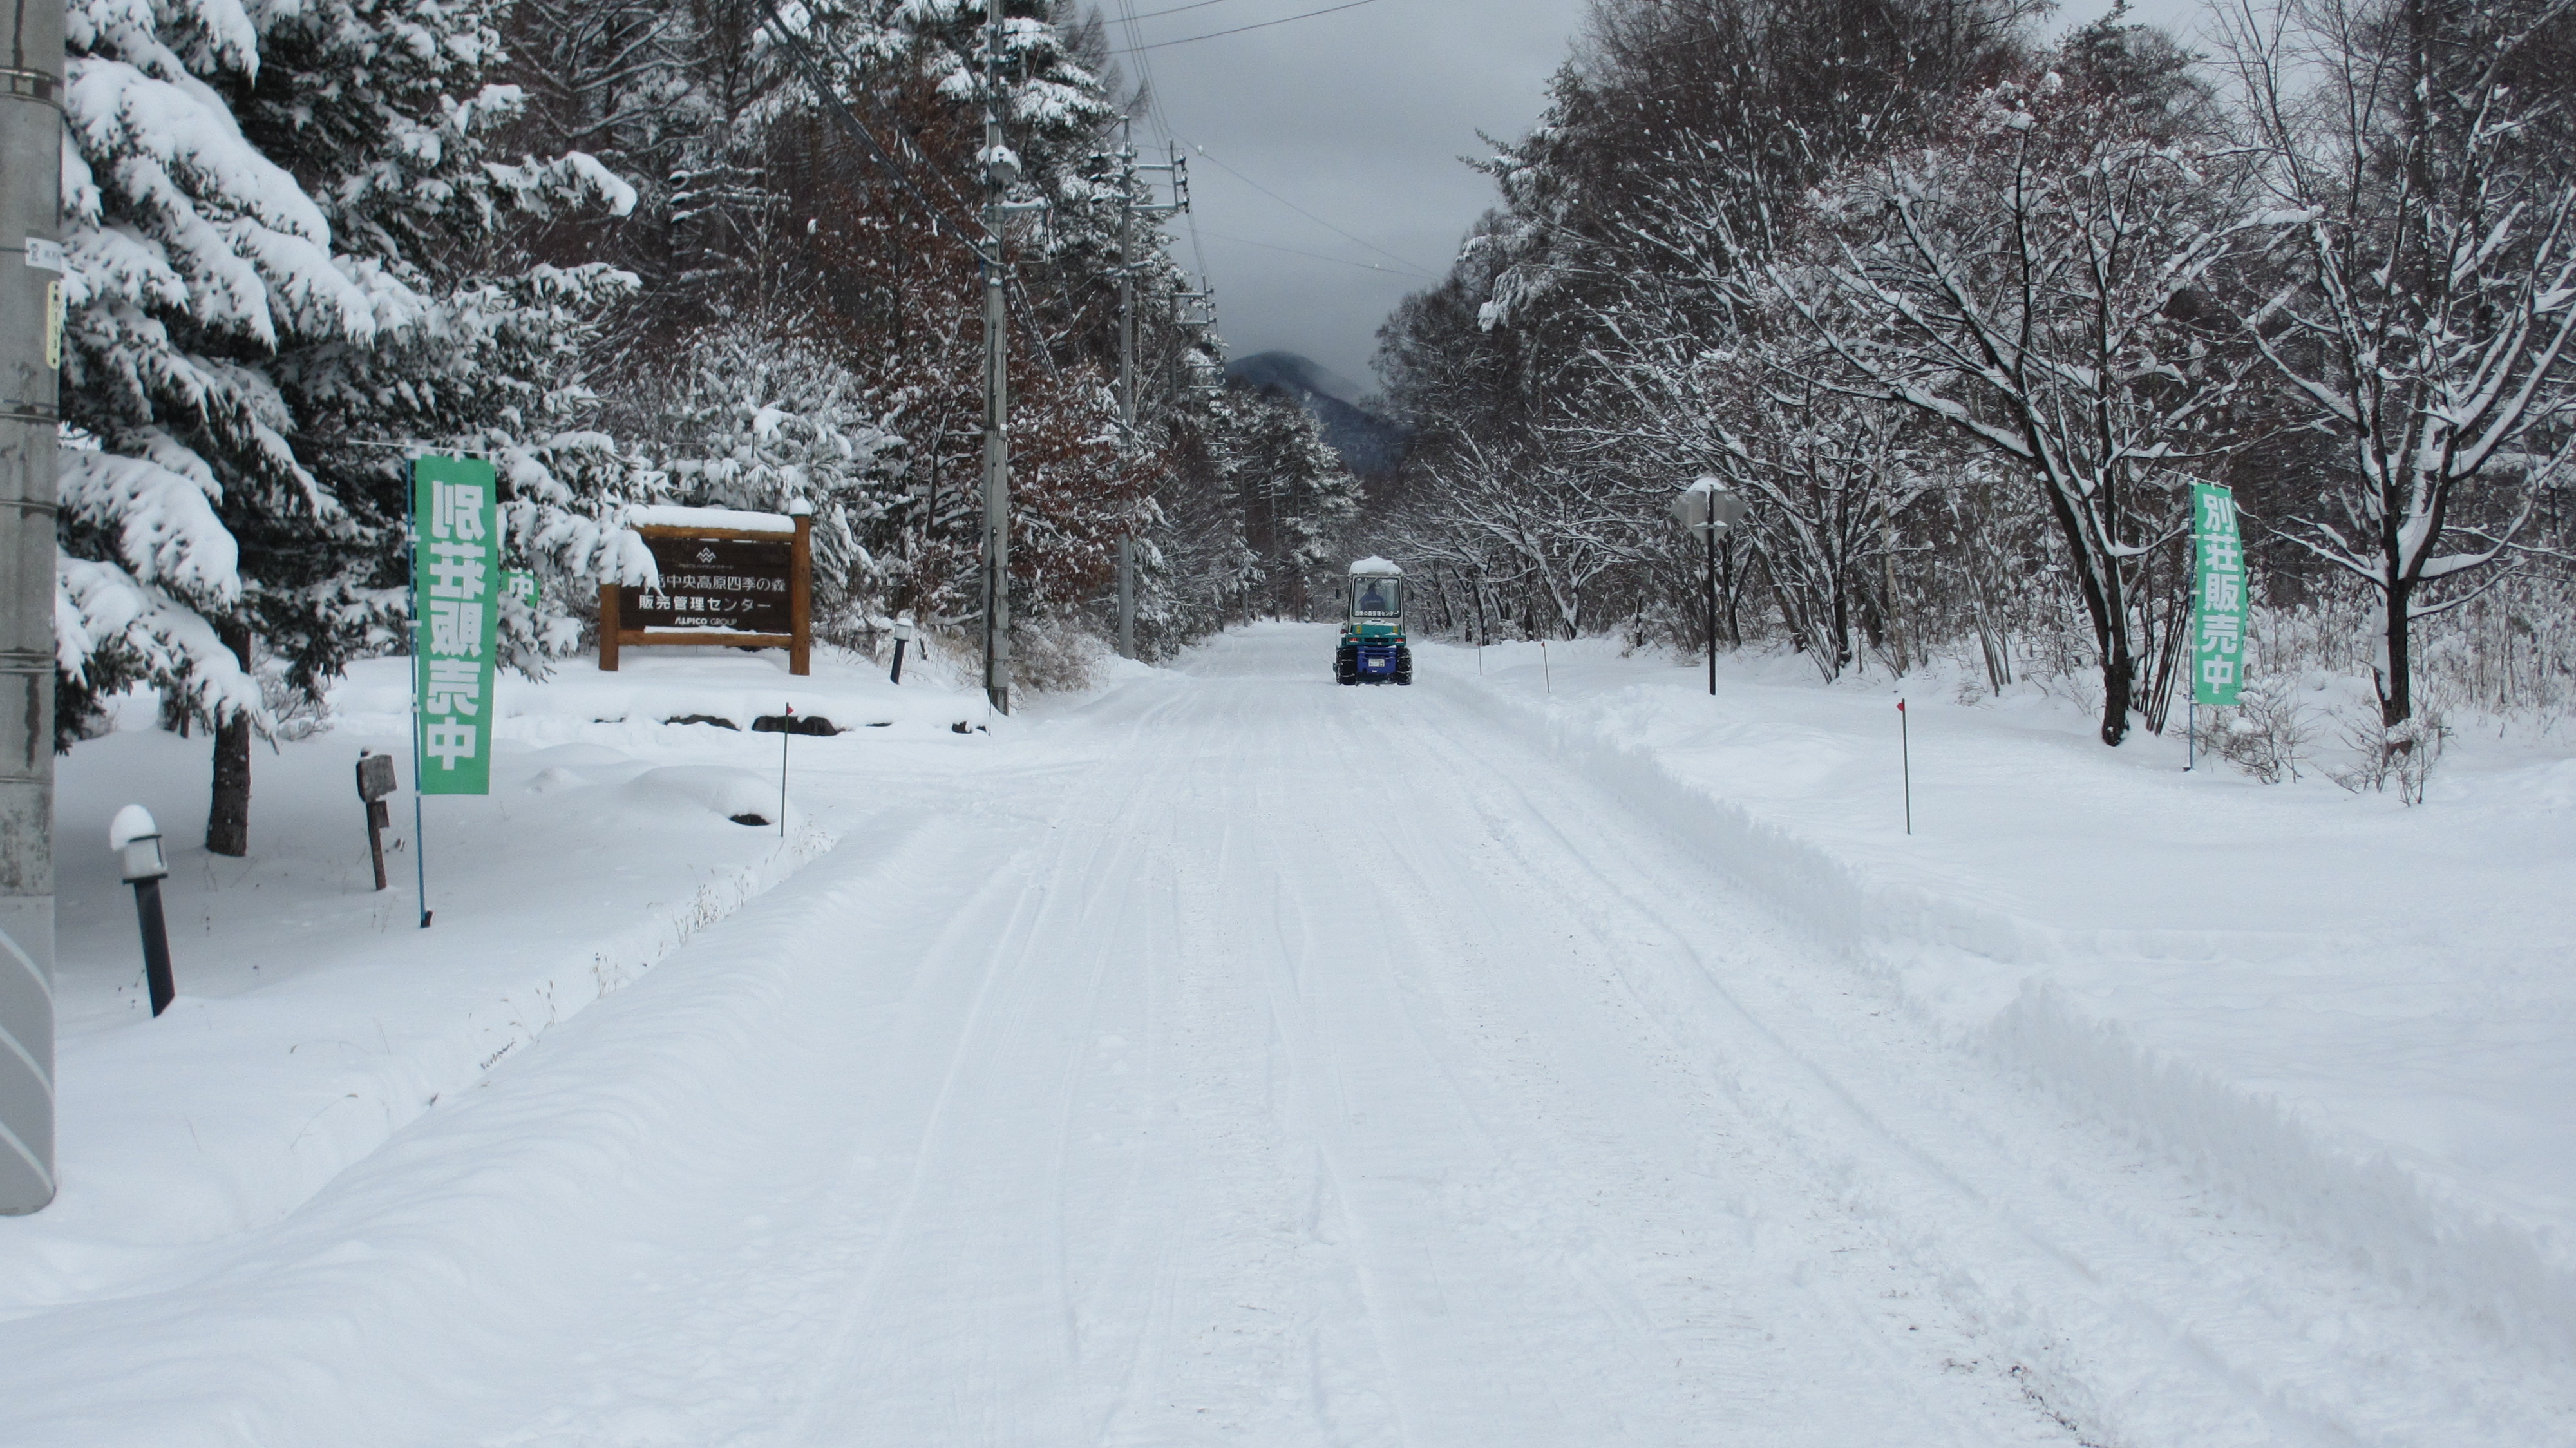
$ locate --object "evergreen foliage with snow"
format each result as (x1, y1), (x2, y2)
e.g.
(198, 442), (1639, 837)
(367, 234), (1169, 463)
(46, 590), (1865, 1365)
(53, 0), (640, 748)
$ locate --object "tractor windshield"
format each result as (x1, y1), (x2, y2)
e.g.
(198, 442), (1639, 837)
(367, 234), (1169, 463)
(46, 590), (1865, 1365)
(1352, 578), (1401, 617)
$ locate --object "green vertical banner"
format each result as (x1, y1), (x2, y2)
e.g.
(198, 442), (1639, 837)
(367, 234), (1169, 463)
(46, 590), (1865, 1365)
(2192, 482), (2248, 707)
(413, 456), (500, 794)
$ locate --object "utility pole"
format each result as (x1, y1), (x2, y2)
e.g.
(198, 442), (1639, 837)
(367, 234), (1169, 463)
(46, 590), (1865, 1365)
(1173, 286), (1222, 401)
(0, 0), (62, 1215)
(1115, 122), (1137, 661)
(1112, 120), (1187, 660)
(978, 0), (1012, 714)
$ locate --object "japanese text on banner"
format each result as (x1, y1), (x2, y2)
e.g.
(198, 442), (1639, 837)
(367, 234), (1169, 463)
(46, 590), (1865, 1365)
(413, 456), (500, 794)
(2193, 482), (2249, 708)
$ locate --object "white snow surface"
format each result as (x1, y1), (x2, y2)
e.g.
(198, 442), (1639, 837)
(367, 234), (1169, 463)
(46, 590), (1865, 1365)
(2, 624), (2570, 1447)
(625, 504), (798, 534)
(1347, 554), (1402, 575)
(1452, 634), (2576, 1357)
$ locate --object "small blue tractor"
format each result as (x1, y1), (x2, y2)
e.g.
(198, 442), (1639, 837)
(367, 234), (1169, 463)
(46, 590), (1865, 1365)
(1336, 557), (1412, 685)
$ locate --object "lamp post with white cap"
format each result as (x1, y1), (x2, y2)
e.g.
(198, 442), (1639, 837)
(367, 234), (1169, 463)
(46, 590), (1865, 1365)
(1670, 477), (1747, 696)
(109, 806), (175, 1016)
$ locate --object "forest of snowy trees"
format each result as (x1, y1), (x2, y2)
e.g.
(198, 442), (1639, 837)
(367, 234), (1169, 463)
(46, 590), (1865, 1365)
(49, 0), (1358, 847)
(1371, 0), (2576, 765)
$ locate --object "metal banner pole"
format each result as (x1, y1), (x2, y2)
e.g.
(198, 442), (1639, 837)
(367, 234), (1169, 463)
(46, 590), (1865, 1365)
(406, 532), (430, 928)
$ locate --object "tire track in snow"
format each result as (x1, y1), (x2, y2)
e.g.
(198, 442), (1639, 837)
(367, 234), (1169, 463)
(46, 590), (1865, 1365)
(1106, 631), (2081, 1446)
(1407, 651), (2564, 1447)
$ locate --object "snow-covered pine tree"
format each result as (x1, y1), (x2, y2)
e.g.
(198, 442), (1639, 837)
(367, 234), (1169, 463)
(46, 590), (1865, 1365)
(1210, 383), (1362, 620)
(57, 0), (638, 852)
(637, 316), (907, 631)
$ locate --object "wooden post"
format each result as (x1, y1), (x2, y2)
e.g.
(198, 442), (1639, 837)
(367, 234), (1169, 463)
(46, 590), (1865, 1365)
(599, 582), (621, 671)
(365, 799), (390, 891)
(790, 513), (811, 677)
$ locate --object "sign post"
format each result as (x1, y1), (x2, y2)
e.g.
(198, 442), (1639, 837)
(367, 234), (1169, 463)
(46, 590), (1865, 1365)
(412, 456), (501, 925)
(355, 752), (397, 891)
(2190, 482), (2248, 769)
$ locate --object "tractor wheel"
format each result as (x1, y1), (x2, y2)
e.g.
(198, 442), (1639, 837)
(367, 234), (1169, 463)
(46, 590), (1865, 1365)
(1336, 647), (1358, 685)
(1395, 647), (1414, 686)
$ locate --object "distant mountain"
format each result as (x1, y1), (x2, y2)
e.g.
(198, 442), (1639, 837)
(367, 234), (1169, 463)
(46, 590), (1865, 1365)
(1226, 350), (1408, 480)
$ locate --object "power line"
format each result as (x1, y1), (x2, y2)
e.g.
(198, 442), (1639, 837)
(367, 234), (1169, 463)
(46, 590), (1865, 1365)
(1104, 0), (1386, 55)
(1196, 229), (1435, 278)
(1117, 0), (1246, 21)
(1112, 0), (1215, 291)
(1168, 131), (1437, 275)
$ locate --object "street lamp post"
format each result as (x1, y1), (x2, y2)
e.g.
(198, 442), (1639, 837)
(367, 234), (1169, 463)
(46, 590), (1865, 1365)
(109, 806), (175, 1016)
(889, 616), (914, 685)
(1670, 477), (1747, 696)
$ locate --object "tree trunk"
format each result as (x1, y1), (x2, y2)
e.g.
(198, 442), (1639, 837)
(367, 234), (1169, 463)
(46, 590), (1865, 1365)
(2099, 638), (2135, 748)
(205, 620), (253, 857)
(2378, 578), (2414, 729)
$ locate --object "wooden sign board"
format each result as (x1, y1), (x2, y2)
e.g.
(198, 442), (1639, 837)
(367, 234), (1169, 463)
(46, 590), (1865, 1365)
(600, 510), (812, 675)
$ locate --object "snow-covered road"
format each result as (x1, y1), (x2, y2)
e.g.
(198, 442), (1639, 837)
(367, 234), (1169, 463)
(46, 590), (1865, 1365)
(7, 625), (2564, 1447)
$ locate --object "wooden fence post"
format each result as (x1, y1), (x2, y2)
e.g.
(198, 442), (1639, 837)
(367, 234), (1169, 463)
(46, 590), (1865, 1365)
(599, 583), (621, 671)
(790, 513), (812, 676)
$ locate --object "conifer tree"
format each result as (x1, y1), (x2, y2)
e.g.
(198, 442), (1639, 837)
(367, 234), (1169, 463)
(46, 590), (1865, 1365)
(57, 0), (636, 851)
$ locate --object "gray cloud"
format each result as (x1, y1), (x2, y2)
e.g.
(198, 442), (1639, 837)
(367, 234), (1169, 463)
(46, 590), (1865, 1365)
(1097, 0), (1591, 388)
(1095, 0), (2208, 391)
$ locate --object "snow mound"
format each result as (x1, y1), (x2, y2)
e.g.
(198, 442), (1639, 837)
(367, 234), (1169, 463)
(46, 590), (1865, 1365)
(623, 766), (784, 825)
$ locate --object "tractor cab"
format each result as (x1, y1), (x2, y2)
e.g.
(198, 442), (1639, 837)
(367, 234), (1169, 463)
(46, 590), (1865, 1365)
(1336, 557), (1413, 686)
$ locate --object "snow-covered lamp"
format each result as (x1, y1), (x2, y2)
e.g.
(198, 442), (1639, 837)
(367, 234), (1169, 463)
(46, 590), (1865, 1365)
(1670, 475), (1747, 533)
(890, 614), (915, 685)
(109, 805), (176, 1016)
(109, 804), (167, 884)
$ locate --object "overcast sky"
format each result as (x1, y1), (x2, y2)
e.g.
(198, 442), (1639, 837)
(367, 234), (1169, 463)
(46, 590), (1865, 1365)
(1094, 0), (2205, 393)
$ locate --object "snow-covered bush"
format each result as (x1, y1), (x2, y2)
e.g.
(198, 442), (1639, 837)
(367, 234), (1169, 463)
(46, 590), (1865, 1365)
(2327, 702), (2450, 805)
(2193, 678), (2314, 784)
(1009, 617), (1108, 695)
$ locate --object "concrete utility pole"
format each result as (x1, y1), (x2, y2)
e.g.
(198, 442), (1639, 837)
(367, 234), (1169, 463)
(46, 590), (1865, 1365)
(1112, 120), (1187, 660)
(978, 0), (1012, 714)
(1115, 122), (1135, 660)
(0, 0), (62, 1215)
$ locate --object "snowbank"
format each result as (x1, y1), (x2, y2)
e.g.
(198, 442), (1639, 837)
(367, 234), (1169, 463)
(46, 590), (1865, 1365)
(3, 645), (999, 1310)
(1430, 636), (2576, 1362)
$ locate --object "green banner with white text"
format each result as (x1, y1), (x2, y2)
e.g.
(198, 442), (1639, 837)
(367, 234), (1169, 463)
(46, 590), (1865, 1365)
(2192, 482), (2248, 708)
(413, 455), (500, 794)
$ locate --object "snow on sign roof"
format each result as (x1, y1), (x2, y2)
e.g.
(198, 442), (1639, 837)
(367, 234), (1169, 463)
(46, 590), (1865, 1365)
(626, 504), (800, 534)
(1348, 555), (1403, 576)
